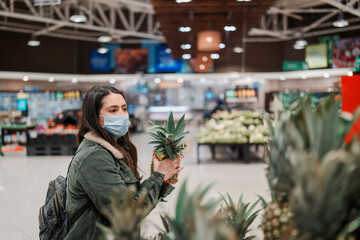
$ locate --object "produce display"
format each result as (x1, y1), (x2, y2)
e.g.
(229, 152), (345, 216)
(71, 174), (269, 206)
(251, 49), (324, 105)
(196, 109), (269, 144)
(148, 112), (189, 184)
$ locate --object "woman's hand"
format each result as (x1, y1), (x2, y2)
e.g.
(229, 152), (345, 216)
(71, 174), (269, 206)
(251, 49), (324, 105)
(153, 154), (184, 181)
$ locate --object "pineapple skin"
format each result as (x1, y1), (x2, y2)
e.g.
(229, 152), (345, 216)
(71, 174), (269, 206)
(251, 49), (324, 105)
(151, 149), (179, 185)
(262, 201), (297, 240)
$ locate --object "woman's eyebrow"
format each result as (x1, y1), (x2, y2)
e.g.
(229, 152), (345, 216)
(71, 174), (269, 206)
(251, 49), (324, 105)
(121, 104), (127, 108)
(107, 105), (119, 108)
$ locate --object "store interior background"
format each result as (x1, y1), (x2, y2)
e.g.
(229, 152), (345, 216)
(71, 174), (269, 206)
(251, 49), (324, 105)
(1, 0), (360, 239)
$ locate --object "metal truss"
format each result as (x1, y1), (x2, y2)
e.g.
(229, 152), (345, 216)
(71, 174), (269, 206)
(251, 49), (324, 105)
(0, 0), (165, 43)
(246, 0), (360, 42)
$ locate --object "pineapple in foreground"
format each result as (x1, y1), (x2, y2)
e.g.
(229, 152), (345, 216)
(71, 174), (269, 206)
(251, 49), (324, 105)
(148, 112), (189, 184)
(220, 193), (260, 240)
(99, 187), (152, 240)
(261, 199), (296, 240)
(262, 95), (360, 239)
(155, 181), (237, 240)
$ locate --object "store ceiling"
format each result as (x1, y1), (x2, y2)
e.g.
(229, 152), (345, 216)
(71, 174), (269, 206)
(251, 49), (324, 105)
(151, 0), (277, 59)
(0, 0), (359, 60)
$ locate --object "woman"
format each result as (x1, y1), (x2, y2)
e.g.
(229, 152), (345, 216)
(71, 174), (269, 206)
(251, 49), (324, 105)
(65, 86), (182, 240)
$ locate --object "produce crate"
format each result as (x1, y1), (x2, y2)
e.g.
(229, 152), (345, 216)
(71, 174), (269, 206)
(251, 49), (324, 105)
(27, 133), (77, 156)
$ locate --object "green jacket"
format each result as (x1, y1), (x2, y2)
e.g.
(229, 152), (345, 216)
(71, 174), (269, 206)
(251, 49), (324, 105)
(65, 132), (174, 240)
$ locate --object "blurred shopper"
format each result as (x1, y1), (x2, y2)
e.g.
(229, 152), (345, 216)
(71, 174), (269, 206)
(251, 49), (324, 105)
(65, 86), (182, 240)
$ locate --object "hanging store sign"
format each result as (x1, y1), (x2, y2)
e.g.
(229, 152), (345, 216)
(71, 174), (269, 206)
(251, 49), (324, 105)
(305, 43), (328, 69)
(319, 35), (340, 65)
(333, 37), (360, 68)
(282, 61), (309, 71)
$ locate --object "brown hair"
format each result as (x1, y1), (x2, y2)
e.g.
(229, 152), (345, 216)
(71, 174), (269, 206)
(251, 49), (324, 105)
(77, 86), (141, 180)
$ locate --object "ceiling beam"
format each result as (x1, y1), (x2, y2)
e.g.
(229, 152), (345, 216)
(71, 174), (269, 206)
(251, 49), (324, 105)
(248, 28), (289, 39)
(320, 0), (360, 18)
(34, 23), (66, 36)
(267, 7), (303, 20)
(0, 10), (165, 41)
(275, 0), (325, 9)
(299, 10), (339, 34)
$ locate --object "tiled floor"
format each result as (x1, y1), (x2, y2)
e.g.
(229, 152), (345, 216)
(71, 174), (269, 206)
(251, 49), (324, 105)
(0, 129), (269, 239)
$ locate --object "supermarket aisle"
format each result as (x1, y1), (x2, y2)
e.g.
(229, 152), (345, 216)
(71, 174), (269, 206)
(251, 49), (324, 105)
(0, 131), (269, 240)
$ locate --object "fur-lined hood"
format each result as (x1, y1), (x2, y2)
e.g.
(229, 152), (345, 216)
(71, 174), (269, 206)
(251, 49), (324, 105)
(84, 131), (124, 159)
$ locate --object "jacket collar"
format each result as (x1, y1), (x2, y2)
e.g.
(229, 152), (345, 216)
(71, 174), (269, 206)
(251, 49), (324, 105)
(84, 131), (124, 159)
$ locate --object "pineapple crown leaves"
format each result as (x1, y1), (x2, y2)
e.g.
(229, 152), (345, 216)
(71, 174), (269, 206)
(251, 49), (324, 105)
(98, 187), (153, 240)
(289, 146), (360, 239)
(337, 215), (360, 240)
(219, 193), (260, 240)
(159, 180), (237, 240)
(148, 112), (189, 160)
(264, 96), (360, 202)
(286, 96), (357, 160)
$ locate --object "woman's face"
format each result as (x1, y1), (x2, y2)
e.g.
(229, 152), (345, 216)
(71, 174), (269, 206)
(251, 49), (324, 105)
(99, 92), (128, 127)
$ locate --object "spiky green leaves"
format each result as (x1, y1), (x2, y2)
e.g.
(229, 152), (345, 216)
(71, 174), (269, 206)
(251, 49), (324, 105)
(148, 112), (189, 160)
(220, 193), (261, 240)
(99, 187), (153, 240)
(156, 181), (238, 240)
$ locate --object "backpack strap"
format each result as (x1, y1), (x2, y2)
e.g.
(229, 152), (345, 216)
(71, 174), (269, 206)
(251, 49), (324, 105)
(69, 201), (92, 224)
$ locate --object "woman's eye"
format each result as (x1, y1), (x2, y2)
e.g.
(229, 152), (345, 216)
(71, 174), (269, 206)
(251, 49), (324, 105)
(123, 108), (128, 112)
(110, 109), (116, 113)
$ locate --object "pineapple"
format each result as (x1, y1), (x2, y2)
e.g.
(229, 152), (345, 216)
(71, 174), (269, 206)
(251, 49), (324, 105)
(261, 199), (296, 240)
(263, 95), (360, 239)
(155, 181), (237, 240)
(98, 187), (152, 240)
(220, 193), (261, 240)
(148, 112), (189, 184)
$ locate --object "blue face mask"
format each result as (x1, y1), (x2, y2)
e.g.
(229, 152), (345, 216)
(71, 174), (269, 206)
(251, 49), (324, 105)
(100, 115), (131, 139)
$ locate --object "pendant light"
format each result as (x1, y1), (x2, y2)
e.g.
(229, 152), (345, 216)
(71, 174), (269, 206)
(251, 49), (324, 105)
(333, 12), (349, 28)
(69, 8), (87, 23)
(197, 30), (221, 52)
(27, 35), (40, 46)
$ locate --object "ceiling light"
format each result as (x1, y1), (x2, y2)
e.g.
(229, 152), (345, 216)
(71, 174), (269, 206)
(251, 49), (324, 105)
(224, 26), (236, 31)
(27, 36), (40, 47)
(165, 48), (172, 54)
(72, 78), (78, 83)
(181, 44), (191, 50)
(23, 76), (29, 81)
(211, 53), (220, 59)
(97, 47), (109, 54)
(237, 0), (252, 1)
(109, 78), (116, 84)
(177, 77), (184, 83)
(179, 26), (191, 32)
(97, 34), (112, 43)
(69, 10), (87, 23)
(219, 43), (226, 49)
(295, 38), (307, 47)
(154, 78), (162, 84)
(323, 73), (330, 78)
(199, 64), (205, 70)
(347, 71), (353, 76)
(205, 36), (213, 43)
(48, 76), (54, 82)
(233, 47), (243, 53)
(202, 56), (208, 62)
(333, 12), (349, 28)
(182, 53), (191, 60)
(280, 76), (286, 81)
(176, 0), (191, 2)
(293, 43), (305, 50)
